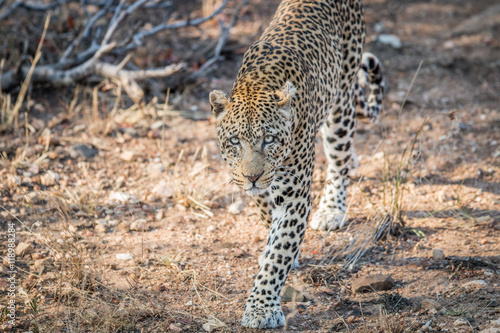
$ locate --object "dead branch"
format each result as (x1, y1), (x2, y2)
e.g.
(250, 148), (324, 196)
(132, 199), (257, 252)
(194, 0), (250, 78)
(0, 0), (244, 97)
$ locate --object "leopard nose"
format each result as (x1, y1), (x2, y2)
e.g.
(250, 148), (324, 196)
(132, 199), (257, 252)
(245, 172), (263, 183)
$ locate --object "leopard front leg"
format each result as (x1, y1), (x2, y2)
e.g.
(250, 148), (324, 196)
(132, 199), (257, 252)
(255, 192), (300, 269)
(310, 94), (357, 231)
(241, 178), (311, 329)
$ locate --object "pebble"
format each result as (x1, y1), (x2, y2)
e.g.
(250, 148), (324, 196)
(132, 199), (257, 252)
(147, 162), (165, 176)
(351, 274), (395, 293)
(152, 180), (174, 198)
(109, 191), (139, 204)
(119, 150), (136, 162)
(116, 253), (133, 260)
(69, 143), (98, 159)
(375, 34), (402, 48)
(463, 280), (488, 289)
(94, 224), (107, 233)
(421, 321), (432, 331)
(281, 285), (306, 302)
(16, 242), (33, 257)
(150, 120), (168, 130)
(155, 209), (164, 221)
(228, 200), (246, 215)
(432, 248), (445, 260)
(48, 151), (59, 159)
(40, 171), (60, 186)
(130, 219), (148, 232)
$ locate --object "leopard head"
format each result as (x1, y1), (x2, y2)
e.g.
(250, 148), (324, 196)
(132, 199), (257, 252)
(210, 81), (296, 195)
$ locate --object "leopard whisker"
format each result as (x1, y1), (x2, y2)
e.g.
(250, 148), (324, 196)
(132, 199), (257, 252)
(203, 178), (233, 199)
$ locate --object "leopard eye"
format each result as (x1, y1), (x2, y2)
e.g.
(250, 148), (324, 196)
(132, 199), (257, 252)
(228, 137), (240, 145)
(263, 135), (275, 144)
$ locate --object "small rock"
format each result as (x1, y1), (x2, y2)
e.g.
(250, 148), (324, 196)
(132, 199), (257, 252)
(69, 143), (98, 159)
(453, 318), (469, 326)
(155, 209), (164, 221)
(281, 285), (306, 302)
(116, 253), (133, 260)
(351, 274), (394, 293)
(130, 219), (147, 231)
(16, 242), (33, 257)
(443, 40), (455, 49)
(109, 191), (139, 204)
(463, 279), (488, 289)
(420, 298), (442, 310)
(150, 120), (168, 130)
(185, 301), (193, 306)
(117, 222), (131, 232)
(27, 164), (40, 175)
(40, 171), (60, 186)
(375, 34), (402, 48)
(107, 220), (118, 226)
(48, 151), (59, 159)
(94, 224), (107, 233)
(152, 180), (174, 198)
(31, 252), (45, 260)
(421, 321), (432, 331)
(119, 150), (136, 162)
(147, 162), (165, 176)
(432, 248), (445, 260)
(228, 200), (246, 215)
(207, 225), (216, 232)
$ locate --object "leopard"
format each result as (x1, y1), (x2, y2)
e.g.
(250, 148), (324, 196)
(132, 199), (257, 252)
(209, 0), (384, 328)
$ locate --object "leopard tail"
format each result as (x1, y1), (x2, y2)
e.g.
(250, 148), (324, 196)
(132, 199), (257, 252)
(354, 52), (384, 122)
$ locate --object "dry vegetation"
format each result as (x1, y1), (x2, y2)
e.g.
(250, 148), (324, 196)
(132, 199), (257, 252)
(1, 0), (499, 332)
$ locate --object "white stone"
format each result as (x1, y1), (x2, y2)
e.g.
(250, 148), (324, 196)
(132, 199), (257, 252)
(228, 200), (246, 215)
(152, 180), (174, 198)
(109, 191), (139, 204)
(119, 150), (136, 162)
(116, 253), (133, 260)
(130, 219), (147, 231)
(432, 248), (445, 260)
(147, 162), (165, 176)
(463, 279), (488, 289)
(376, 34), (402, 48)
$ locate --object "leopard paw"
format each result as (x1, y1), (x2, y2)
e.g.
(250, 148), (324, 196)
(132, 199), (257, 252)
(241, 305), (285, 328)
(310, 210), (347, 231)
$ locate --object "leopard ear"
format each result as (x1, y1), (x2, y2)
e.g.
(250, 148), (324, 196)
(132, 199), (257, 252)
(209, 90), (230, 121)
(274, 81), (297, 119)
